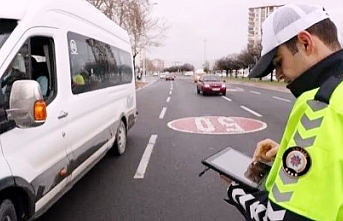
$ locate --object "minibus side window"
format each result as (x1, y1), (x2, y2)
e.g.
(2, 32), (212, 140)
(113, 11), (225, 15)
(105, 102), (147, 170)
(68, 32), (133, 94)
(30, 36), (56, 102)
(0, 19), (17, 49)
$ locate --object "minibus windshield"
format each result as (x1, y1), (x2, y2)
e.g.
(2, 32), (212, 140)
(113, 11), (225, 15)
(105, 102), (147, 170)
(0, 19), (17, 49)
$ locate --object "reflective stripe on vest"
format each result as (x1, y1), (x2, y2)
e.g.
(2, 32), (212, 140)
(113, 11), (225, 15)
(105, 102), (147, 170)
(271, 99), (327, 203)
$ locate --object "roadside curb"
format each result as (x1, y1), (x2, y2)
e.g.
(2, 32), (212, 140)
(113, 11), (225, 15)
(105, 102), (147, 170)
(135, 78), (157, 91)
(135, 81), (148, 90)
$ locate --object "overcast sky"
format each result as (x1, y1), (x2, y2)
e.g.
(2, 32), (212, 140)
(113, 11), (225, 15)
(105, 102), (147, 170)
(147, 0), (343, 69)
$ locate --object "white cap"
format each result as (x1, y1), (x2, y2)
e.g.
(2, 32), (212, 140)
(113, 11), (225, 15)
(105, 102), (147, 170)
(249, 2), (329, 78)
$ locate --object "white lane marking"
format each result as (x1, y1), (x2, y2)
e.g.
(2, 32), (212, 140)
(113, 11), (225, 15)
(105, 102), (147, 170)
(241, 105), (262, 117)
(134, 134), (158, 179)
(159, 107), (167, 119)
(250, 91), (261, 95)
(166, 97), (171, 103)
(169, 91), (172, 95)
(273, 96), (291, 103)
(221, 96), (232, 102)
(227, 87), (244, 92)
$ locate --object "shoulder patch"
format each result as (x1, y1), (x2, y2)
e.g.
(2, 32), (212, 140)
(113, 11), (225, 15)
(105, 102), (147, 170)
(282, 146), (311, 177)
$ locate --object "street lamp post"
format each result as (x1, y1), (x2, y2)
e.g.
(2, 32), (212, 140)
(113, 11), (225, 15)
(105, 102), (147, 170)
(203, 38), (210, 73)
(203, 38), (207, 66)
(142, 49), (146, 82)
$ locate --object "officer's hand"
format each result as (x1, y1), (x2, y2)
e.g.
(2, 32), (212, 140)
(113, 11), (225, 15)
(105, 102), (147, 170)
(253, 138), (279, 163)
(244, 161), (270, 183)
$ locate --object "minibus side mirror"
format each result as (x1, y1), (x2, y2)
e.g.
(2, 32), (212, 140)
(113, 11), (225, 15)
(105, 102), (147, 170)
(6, 80), (46, 128)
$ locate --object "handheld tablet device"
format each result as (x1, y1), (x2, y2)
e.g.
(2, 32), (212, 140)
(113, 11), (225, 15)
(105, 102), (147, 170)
(201, 147), (271, 190)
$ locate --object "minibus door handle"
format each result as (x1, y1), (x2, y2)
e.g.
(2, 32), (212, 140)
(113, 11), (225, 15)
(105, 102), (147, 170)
(58, 111), (69, 119)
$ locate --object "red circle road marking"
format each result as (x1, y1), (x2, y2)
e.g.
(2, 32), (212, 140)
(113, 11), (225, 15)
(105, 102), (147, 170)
(167, 116), (267, 135)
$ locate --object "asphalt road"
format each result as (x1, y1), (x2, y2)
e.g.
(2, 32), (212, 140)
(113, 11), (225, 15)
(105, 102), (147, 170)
(37, 76), (294, 221)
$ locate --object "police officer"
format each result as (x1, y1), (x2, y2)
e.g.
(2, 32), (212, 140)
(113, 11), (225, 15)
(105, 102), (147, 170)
(223, 3), (343, 220)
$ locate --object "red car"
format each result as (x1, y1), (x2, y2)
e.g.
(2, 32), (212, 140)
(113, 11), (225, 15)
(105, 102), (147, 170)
(165, 74), (175, 81)
(196, 75), (226, 96)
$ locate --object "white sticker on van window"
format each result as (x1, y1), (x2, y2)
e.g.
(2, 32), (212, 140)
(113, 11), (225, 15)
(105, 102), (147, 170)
(70, 40), (78, 54)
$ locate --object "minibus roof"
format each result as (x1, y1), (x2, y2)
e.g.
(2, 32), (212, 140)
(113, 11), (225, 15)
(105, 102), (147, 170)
(0, 1), (29, 20)
(0, 0), (129, 43)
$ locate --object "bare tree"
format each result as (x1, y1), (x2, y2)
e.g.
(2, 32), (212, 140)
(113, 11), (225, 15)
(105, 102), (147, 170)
(214, 57), (231, 76)
(88, 0), (105, 9)
(237, 43), (262, 70)
(87, 0), (168, 67)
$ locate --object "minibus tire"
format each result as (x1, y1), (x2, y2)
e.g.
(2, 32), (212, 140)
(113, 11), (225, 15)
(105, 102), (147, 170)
(111, 121), (127, 156)
(0, 199), (17, 221)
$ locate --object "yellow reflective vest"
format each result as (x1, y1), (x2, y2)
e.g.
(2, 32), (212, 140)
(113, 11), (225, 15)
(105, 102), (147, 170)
(265, 79), (343, 221)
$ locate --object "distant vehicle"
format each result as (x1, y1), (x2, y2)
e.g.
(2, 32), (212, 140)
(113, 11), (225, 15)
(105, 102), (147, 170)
(165, 73), (175, 81)
(214, 71), (225, 77)
(159, 73), (166, 79)
(184, 71), (194, 76)
(153, 72), (159, 76)
(196, 75), (226, 96)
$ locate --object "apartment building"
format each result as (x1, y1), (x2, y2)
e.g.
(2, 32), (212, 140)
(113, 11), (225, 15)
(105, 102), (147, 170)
(248, 4), (283, 48)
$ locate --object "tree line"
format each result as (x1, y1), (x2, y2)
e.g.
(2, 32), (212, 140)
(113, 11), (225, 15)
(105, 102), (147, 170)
(213, 43), (262, 77)
(164, 43), (263, 77)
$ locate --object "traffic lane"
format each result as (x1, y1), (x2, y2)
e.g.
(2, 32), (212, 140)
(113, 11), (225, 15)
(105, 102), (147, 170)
(134, 79), (244, 220)
(132, 79), (177, 133)
(168, 79), (284, 156)
(226, 84), (294, 115)
(143, 130), (245, 221)
(225, 83), (294, 119)
(136, 78), (174, 121)
(136, 81), (244, 220)
(225, 84), (293, 142)
(127, 79), (244, 220)
(132, 79), (245, 220)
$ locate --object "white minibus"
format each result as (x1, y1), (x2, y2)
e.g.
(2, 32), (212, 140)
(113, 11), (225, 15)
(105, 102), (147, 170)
(0, 0), (137, 219)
